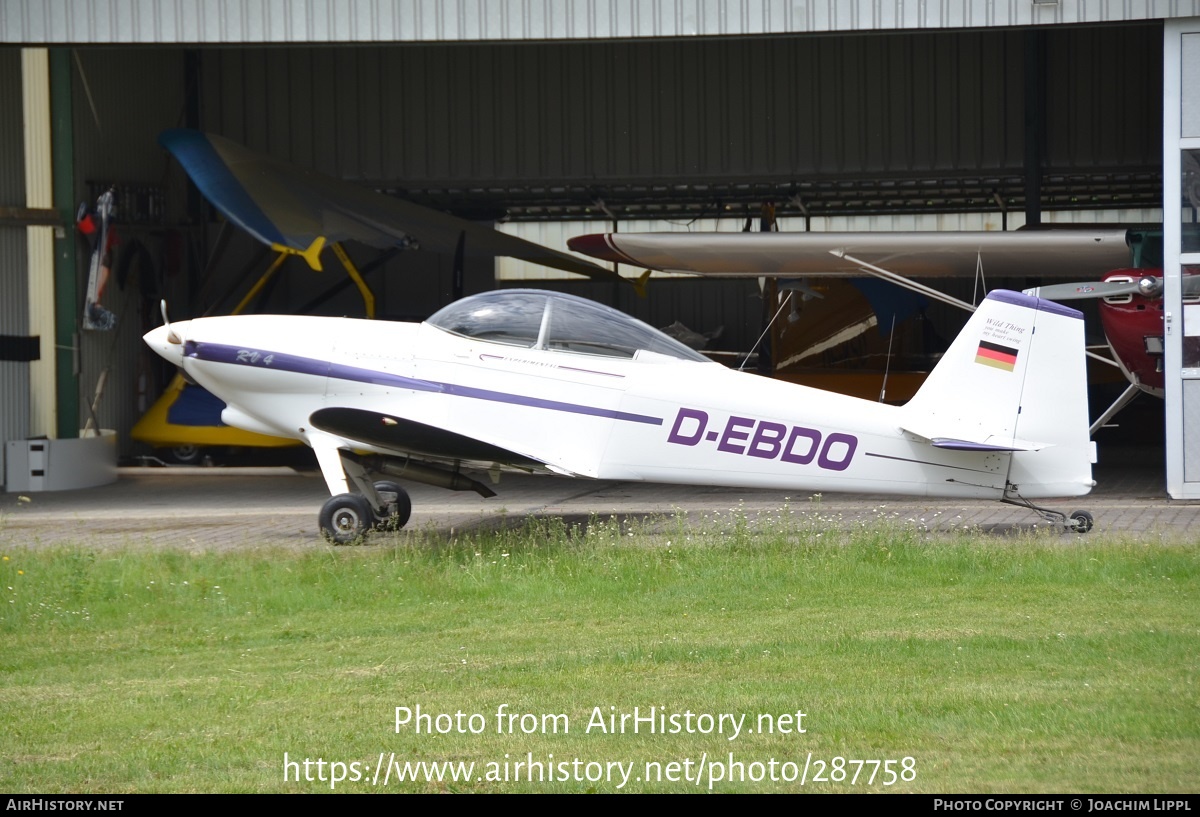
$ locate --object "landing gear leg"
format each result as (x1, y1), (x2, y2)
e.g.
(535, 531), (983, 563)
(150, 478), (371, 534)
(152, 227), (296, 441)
(311, 439), (414, 540)
(1002, 493), (1093, 534)
(335, 454), (413, 530)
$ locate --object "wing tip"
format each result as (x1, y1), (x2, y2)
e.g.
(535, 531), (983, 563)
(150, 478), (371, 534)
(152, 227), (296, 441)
(568, 233), (644, 266)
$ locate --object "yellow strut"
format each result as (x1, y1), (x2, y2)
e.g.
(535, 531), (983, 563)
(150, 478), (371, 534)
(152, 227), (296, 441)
(231, 250), (289, 316)
(236, 236), (376, 319)
(331, 241), (376, 319)
(270, 235), (326, 272)
(236, 235), (327, 315)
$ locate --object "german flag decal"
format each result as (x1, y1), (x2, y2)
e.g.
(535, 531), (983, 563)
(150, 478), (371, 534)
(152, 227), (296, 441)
(975, 340), (1019, 371)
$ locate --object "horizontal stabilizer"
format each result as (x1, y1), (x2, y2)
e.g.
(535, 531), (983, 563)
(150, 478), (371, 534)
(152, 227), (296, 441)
(900, 427), (1049, 453)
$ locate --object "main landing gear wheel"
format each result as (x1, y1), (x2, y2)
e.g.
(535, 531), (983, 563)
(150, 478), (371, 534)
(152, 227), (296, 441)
(371, 480), (412, 531)
(1068, 510), (1094, 534)
(168, 444), (202, 465)
(319, 493), (374, 544)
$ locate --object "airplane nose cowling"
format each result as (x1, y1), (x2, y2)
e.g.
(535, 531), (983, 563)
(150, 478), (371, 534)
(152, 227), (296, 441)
(143, 323), (186, 367)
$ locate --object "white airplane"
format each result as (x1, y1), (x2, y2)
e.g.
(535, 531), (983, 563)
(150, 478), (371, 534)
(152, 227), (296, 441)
(144, 286), (1097, 542)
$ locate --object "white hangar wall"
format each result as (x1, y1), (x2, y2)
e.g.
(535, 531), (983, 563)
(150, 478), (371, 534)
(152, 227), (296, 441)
(3, 0), (1199, 44)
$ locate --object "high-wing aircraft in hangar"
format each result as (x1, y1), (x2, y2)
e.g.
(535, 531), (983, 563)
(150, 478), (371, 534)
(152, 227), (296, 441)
(144, 286), (1098, 542)
(567, 229), (1161, 427)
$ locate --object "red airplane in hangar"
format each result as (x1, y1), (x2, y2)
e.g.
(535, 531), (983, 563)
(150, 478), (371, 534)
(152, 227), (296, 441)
(1024, 262), (1200, 430)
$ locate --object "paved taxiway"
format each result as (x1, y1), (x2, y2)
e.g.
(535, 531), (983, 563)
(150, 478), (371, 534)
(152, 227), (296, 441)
(0, 447), (1195, 549)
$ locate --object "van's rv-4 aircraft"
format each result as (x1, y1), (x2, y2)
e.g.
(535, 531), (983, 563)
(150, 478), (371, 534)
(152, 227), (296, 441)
(145, 286), (1098, 542)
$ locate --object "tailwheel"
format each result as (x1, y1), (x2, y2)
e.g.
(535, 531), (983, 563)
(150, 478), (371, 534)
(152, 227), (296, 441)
(1068, 510), (1094, 534)
(319, 493), (374, 544)
(1002, 493), (1095, 534)
(370, 480), (412, 531)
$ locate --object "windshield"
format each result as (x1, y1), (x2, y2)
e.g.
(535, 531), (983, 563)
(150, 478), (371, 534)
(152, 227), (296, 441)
(428, 290), (709, 362)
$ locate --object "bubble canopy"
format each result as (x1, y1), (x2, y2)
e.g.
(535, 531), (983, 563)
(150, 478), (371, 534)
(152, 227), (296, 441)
(428, 289), (709, 362)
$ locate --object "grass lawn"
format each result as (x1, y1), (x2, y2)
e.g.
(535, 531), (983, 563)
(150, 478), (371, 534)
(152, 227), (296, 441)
(1, 512), (1196, 792)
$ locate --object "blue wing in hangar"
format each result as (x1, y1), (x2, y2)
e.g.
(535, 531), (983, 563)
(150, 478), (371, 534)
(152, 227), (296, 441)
(159, 128), (634, 285)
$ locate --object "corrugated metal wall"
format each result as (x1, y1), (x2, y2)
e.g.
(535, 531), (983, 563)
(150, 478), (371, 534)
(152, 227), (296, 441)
(197, 25), (1161, 189)
(3, 0), (1199, 44)
(0, 49), (29, 487)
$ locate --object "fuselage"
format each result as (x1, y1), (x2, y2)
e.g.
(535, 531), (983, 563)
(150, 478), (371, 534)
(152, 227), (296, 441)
(145, 307), (1088, 501)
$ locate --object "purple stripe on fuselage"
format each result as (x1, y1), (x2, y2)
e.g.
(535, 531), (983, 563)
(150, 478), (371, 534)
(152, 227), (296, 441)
(985, 289), (1083, 321)
(443, 381), (660, 424)
(185, 341), (662, 426)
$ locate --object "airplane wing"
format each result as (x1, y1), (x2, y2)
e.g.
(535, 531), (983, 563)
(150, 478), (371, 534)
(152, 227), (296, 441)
(308, 407), (545, 468)
(566, 230), (1132, 279)
(160, 129), (629, 284)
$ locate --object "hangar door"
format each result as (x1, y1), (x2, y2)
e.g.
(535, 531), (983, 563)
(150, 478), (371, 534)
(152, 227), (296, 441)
(1166, 19), (1200, 499)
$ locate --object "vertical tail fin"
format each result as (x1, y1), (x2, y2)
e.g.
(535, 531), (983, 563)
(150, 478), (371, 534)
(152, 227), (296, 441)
(899, 290), (1095, 498)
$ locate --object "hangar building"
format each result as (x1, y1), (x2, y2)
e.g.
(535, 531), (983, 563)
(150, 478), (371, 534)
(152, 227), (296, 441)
(1, 1), (1198, 497)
